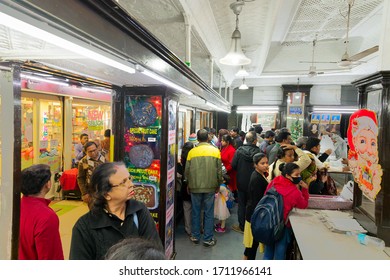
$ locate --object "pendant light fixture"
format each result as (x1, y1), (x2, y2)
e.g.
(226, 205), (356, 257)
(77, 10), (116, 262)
(219, 1), (251, 66)
(235, 65), (249, 77)
(239, 77), (248, 90)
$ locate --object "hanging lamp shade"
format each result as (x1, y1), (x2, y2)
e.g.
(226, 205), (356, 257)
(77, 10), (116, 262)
(220, 29), (251, 66)
(236, 65), (249, 77)
(239, 77), (249, 90)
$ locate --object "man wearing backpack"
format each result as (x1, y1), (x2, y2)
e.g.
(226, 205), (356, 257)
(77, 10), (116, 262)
(260, 162), (309, 260)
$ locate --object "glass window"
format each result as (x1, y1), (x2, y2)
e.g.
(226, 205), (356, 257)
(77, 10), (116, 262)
(21, 96), (63, 173)
(21, 97), (34, 170)
(71, 101), (111, 158)
(38, 100), (63, 174)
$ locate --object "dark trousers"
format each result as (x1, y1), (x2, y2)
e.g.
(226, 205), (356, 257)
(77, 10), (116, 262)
(244, 240), (259, 260)
(237, 190), (247, 230)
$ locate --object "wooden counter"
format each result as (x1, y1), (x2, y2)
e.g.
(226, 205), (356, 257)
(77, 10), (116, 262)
(289, 208), (390, 260)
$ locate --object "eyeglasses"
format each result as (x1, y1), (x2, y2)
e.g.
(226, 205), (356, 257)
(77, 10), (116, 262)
(86, 148), (98, 154)
(111, 176), (133, 188)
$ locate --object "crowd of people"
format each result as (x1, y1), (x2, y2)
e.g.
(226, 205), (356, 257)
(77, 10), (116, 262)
(19, 123), (351, 260)
(176, 124), (350, 260)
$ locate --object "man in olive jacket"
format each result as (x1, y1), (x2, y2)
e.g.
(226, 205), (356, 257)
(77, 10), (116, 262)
(185, 129), (222, 247)
(231, 131), (260, 233)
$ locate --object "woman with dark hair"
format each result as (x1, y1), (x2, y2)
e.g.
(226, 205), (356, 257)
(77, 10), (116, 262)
(220, 134), (237, 195)
(267, 143), (311, 181)
(69, 161), (161, 259)
(243, 153), (269, 260)
(263, 162), (309, 260)
(216, 128), (229, 149)
(177, 141), (195, 236)
(19, 164), (64, 260)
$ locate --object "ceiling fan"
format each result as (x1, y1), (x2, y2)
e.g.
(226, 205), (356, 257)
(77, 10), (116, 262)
(307, 38), (324, 77)
(336, 0), (378, 67)
(301, 0), (379, 68)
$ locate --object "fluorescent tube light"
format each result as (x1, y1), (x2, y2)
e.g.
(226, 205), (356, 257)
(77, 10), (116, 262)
(81, 87), (112, 94)
(312, 107), (358, 113)
(236, 106), (279, 114)
(143, 69), (193, 95)
(206, 101), (231, 113)
(21, 74), (69, 87)
(0, 9), (135, 74)
(237, 106), (279, 111)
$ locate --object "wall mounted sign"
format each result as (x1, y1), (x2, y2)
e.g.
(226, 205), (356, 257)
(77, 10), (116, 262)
(347, 109), (382, 200)
(330, 114), (341, 124)
(311, 114), (320, 124)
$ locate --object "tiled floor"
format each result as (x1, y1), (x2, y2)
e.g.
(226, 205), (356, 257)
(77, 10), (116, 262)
(56, 200), (262, 260)
(174, 204), (263, 260)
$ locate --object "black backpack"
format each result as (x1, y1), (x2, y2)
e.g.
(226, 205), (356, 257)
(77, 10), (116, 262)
(250, 186), (285, 245)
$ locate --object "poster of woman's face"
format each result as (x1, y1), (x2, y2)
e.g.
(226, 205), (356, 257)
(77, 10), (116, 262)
(347, 109), (382, 200)
(309, 124), (319, 138)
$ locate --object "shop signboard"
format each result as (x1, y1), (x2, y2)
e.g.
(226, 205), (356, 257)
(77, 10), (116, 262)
(87, 109), (104, 131)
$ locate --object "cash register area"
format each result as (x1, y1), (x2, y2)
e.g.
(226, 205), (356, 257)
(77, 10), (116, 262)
(51, 171), (390, 260)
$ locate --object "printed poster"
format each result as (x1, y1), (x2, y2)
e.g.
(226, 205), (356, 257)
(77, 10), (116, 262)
(124, 95), (162, 225)
(165, 99), (177, 258)
(330, 114), (341, 124)
(347, 109), (382, 200)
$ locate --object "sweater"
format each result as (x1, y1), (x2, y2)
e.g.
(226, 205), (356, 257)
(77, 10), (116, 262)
(267, 148), (311, 181)
(245, 171), (269, 222)
(220, 144), (237, 192)
(266, 175), (309, 226)
(19, 196), (64, 260)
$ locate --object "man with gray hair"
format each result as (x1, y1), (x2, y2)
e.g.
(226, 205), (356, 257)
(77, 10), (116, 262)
(231, 131), (260, 233)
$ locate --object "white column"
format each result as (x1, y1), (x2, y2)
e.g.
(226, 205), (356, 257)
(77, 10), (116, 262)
(210, 57), (214, 88)
(63, 97), (73, 170)
(378, 0), (390, 70)
(0, 68), (15, 259)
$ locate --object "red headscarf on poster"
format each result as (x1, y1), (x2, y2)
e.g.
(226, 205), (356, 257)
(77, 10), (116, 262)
(347, 109), (382, 200)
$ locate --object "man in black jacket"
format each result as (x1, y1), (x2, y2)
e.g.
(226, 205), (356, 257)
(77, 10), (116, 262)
(231, 131), (260, 233)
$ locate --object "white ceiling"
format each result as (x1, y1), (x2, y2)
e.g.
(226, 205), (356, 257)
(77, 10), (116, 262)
(117, 0), (384, 87)
(0, 0), (385, 107)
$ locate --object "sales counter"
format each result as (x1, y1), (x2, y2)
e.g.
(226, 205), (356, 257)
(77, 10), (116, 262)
(289, 208), (390, 260)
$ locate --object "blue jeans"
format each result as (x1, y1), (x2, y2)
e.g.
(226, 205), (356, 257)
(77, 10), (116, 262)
(263, 227), (292, 260)
(191, 192), (215, 241)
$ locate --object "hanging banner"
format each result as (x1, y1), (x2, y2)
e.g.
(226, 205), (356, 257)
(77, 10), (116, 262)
(347, 109), (382, 200)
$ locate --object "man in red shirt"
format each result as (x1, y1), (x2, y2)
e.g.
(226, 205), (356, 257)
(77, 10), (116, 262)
(19, 164), (64, 260)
